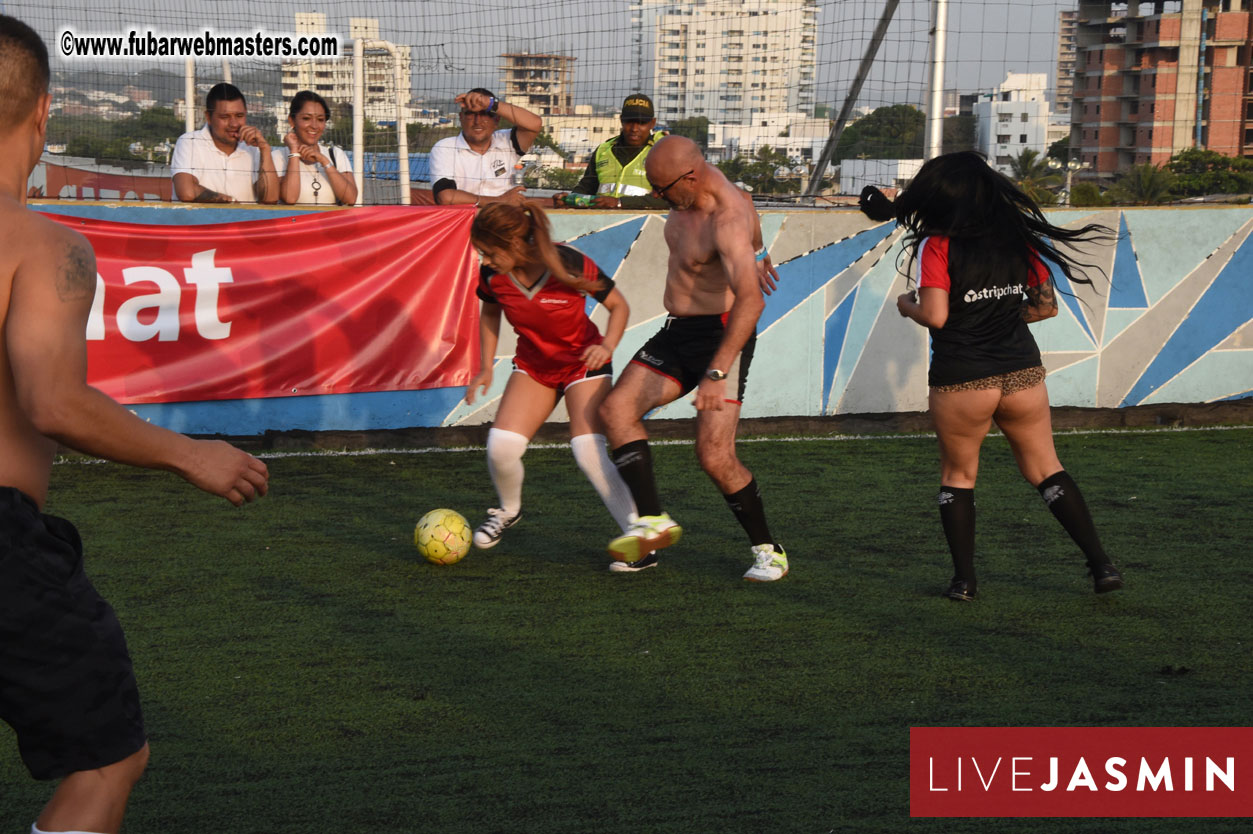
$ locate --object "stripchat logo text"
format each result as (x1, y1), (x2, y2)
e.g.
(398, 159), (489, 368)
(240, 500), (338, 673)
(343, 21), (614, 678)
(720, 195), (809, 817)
(87, 249), (234, 342)
(963, 283), (1025, 303)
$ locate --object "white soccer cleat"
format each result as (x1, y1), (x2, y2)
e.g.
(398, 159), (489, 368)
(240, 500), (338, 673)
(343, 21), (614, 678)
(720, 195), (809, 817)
(607, 513), (681, 564)
(743, 543), (789, 582)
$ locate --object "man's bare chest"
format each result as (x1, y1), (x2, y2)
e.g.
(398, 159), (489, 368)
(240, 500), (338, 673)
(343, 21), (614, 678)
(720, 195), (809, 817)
(664, 215), (718, 267)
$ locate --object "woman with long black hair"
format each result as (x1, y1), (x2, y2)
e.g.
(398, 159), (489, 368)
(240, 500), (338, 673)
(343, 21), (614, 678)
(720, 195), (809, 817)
(860, 151), (1122, 601)
(274, 90), (357, 206)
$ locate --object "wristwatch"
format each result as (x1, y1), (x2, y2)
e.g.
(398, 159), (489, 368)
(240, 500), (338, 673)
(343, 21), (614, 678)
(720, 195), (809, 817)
(705, 368), (727, 382)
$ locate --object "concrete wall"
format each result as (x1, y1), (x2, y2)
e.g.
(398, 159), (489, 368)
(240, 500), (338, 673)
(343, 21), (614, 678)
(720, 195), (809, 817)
(37, 203), (1253, 435)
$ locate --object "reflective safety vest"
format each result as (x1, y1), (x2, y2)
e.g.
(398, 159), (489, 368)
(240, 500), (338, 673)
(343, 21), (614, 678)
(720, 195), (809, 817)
(593, 132), (664, 197)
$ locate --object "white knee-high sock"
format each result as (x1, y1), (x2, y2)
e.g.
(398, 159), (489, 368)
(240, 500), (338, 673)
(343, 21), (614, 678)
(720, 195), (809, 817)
(33, 826), (107, 834)
(571, 433), (638, 532)
(486, 427), (528, 515)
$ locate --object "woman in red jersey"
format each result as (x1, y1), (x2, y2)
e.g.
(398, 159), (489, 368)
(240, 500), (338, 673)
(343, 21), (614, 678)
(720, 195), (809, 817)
(465, 203), (648, 570)
(860, 152), (1121, 601)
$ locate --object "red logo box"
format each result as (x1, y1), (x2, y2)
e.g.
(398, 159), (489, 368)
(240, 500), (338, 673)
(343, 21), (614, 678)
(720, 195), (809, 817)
(910, 727), (1253, 817)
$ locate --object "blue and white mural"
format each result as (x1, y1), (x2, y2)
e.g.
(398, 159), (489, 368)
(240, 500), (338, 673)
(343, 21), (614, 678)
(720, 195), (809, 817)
(508, 207), (1253, 426)
(39, 204), (1253, 434)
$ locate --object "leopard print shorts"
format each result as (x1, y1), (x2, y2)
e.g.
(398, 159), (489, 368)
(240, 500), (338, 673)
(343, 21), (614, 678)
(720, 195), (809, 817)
(932, 365), (1046, 395)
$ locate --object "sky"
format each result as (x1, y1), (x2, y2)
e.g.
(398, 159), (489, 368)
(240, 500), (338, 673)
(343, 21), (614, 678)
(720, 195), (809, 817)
(9, 0), (1083, 112)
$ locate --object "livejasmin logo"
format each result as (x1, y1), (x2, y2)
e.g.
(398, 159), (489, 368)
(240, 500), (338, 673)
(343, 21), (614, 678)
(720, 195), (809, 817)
(87, 249), (234, 342)
(927, 754), (1235, 793)
(910, 727), (1253, 818)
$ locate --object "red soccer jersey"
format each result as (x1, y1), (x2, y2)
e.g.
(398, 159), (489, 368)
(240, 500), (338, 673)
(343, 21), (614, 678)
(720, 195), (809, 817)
(914, 235), (1050, 386)
(916, 235), (1049, 292)
(476, 244), (614, 374)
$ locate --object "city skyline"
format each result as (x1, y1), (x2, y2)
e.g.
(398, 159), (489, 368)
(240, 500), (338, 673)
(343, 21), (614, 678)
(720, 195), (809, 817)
(14, 0), (1082, 115)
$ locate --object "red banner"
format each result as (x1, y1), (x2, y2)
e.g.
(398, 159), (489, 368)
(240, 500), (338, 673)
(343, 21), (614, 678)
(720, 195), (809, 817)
(911, 727), (1253, 817)
(45, 206), (479, 404)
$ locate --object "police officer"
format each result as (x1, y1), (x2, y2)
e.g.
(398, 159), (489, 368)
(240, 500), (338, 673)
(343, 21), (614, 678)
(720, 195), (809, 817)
(553, 94), (669, 210)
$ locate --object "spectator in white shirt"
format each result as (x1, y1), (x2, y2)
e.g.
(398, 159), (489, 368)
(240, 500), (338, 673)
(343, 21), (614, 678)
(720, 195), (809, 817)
(171, 83), (278, 204)
(273, 90), (357, 206)
(429, 88), (542, 207)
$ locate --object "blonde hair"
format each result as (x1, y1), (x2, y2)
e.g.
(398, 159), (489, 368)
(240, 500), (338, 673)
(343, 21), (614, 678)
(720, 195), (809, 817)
(470, 203), (605, 293)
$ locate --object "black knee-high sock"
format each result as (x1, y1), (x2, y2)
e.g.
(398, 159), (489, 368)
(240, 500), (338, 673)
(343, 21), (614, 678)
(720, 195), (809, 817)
(1037, 470), (1109, 566)
(938, 486), (976, 585)
(723, 478), (776, 549)
(611, 439), (662, 517)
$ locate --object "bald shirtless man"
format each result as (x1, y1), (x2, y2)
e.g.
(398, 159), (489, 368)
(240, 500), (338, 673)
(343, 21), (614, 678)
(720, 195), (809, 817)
(598, 135), (787, 581)
(0, 16), (269, 834)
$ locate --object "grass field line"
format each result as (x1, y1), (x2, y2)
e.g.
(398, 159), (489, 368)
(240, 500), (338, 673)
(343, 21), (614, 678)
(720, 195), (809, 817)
(48, 423), (1252, 464)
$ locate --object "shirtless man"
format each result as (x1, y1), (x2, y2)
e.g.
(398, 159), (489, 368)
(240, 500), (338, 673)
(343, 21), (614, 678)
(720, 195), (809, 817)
(598, 135), (787, 581)
(0, 16), (269, 834)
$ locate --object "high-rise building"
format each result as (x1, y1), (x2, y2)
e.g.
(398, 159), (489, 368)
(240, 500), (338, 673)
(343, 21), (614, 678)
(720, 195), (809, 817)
(280, 14), (412, 126)
(1056, 9), (1078, 116)
(974, 72), (1052, 174)
(1072, 0), (1253, 175)
(629, 0), (818, 126)
(499, 53), (576, 116)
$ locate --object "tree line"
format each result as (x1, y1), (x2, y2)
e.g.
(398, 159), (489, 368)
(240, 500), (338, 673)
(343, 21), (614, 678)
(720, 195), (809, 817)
(43, 104), (1253, 204)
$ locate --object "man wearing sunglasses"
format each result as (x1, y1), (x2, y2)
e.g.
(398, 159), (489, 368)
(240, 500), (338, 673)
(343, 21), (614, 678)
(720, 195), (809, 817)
(598, 135), (788, 582)
(551, 93), (668, 210)
(430, 88), (543, 207)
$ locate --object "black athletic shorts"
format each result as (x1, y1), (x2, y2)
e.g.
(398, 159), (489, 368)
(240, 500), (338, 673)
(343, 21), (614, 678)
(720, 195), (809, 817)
(630, 313), (756, 403)
(0, 487), (146, 780)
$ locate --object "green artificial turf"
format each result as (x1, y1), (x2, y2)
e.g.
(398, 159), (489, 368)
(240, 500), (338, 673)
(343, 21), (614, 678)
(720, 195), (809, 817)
(2, 427), (1250, 832)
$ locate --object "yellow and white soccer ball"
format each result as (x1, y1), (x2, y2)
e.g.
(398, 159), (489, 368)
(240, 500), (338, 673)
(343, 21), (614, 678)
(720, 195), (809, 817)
(414, 509), (472, 565)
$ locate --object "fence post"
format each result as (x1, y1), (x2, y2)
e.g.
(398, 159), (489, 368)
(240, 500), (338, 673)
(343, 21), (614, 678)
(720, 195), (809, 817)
(184, 58), (195, 135)
(924, 0), (949, 160)
(353, 38), (365, 206)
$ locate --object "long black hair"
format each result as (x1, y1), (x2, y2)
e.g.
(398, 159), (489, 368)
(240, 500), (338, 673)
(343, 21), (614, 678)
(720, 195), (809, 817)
(891, 151), (1112, 288)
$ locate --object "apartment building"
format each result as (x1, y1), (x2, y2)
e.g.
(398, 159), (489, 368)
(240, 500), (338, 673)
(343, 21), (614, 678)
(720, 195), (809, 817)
(706, 111), (828, 161)
(280, 14), (412, 126)
(499, 53), (576, 117)
(974, 72), (1052, 174)
(630, 0), (818, 125)
(1072, 0), (1253, 175)
(1057, 9), (1079, 116)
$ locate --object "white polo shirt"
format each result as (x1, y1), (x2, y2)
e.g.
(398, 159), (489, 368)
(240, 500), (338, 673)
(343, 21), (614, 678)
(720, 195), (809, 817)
(171, 125), (262, 203)
(271, 144), (352, 205)
(429, 129), (522, 197)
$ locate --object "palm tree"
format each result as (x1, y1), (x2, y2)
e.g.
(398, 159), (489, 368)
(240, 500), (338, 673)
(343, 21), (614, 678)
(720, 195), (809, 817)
(1008, 148), (1061, 205)
(1108, 163), (1175, 205)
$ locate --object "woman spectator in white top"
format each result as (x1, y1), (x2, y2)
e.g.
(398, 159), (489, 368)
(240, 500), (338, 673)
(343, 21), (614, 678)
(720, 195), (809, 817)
(273, 91), (357, 206)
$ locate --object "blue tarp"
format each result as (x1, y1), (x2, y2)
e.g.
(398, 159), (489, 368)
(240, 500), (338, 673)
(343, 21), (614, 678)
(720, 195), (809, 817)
(354, 152), (432, 183)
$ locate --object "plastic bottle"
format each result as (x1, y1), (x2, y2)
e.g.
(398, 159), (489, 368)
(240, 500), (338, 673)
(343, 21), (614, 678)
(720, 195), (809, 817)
(562, 193), (597, 207)
(510, 163), (526, 187)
